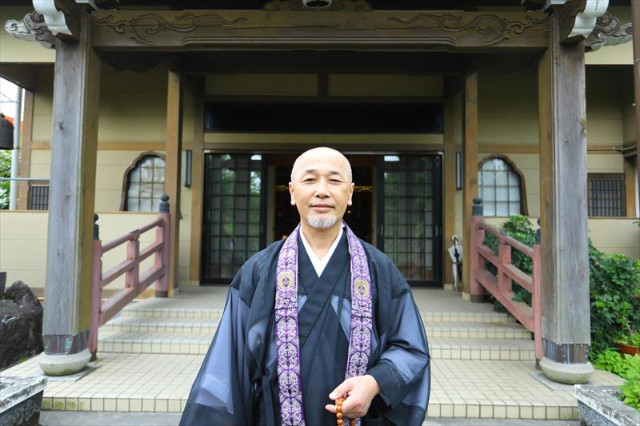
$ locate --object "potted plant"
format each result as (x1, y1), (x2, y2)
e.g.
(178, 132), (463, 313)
(615, 333), (640, 356)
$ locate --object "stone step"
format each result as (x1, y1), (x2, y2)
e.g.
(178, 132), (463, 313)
(102, 317), (219, 334)
(97, 331), (533, 360)
(119, 305), (512, 325)
(97, 331), (212, 355)
(421, 311), (516, 324)
(425, 322), (532, 340)
(104, 316), (526, 339)
(429, 338), (535, 361)
(119, 305), (223, 320)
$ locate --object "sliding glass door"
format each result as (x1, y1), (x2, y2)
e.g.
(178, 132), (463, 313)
(377, 155), (442, 286)
(201, 154), (266, 283)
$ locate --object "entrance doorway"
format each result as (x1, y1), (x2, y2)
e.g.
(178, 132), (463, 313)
(201, 153), (441, 286)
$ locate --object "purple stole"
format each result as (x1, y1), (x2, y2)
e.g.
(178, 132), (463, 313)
(275, 224), (373, 426)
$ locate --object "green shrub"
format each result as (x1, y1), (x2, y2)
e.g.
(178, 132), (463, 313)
(620, 360), (640, 410)
(594, 350), (640, 410)
(589, 244), (640, 357)
(0, 150), (11, 209)
(593, 349), (629, 377)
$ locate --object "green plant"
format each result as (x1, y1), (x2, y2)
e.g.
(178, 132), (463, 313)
(593, 350), (640, 410)
(620, 355), (640, 410)
(593, 349), (629, 376)
(484, 215), (537, 310)
(589, 244), (640, 357)
(616, 333), (640, 347)
(0, 150), (11, 209)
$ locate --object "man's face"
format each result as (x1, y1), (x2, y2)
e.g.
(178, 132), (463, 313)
(289, 149), (354, 231)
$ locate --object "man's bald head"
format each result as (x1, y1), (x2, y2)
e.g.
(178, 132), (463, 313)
(290, 147), (352, 183)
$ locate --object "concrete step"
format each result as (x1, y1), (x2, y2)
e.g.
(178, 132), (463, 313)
(97, 331), (212, 355)
(430, 338), (535, 361)
(119, 304), (512, 325)
(97, 331), (533, 360)
(421, 311), (516, 324)
(105, 316), (526, 339)
(119, 305), (223, 320)
(102, 317), (219, 334)
(426, 322), (532, 340)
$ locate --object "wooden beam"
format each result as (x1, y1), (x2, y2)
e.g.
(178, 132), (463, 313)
(0, 66), (38, 92)
(632, 0), (640, 214)
(17, 90), (34, 210)
(165, 70), (183, 295)
(40, 13), (100, 369)
(442, 96), (457, 288)
(538, 12), (591, 374)
(189, 95), (205, 283)
(92, 10), (549, 51)
(478, 144), (539, 154)
(624, 157), (637, 217)
(463, 71), (479, 299)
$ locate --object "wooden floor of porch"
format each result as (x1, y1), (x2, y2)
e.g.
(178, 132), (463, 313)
(1, 287), (623, 422)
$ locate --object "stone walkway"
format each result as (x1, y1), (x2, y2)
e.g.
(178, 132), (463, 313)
(1, 287), (623, 422)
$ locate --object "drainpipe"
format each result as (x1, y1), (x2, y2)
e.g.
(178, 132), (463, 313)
(9, 85), (22, 210)
(633, 1), (640, 214)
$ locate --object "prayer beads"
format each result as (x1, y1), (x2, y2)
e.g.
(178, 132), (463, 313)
(335, 398), (356, 426)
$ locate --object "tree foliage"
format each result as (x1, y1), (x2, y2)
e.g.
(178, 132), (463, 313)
(0, 150), (11, 209)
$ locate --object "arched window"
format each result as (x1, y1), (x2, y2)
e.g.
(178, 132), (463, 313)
(122, 153), (166, 212)
(478, 156), (527, 216)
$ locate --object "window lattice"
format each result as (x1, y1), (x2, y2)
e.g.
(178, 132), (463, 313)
(28, 185), (49, 210)
(478, 158), (522, 216)
(588, 174), (625, 217)
(125, 156), (165, 212)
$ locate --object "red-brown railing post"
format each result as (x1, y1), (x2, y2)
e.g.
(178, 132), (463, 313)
(533, 244), (543, 361)
(470, 198), (486, 299)
(125, 236), (140, 289)
(89, 214), (102, 361)
(155, 194), (170, 297)
(498, 243), (513, 296)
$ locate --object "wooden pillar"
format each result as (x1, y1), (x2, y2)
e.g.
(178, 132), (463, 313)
(462, 72), (479, 300)
(17, 90), (34, 210)
(442, 98), (456, 288)
(537, 12), (593, 384)
(189, 95), (205, 283)
(632, 1), (640, 208)
(624, 157), (637, 217)
(165, 70), (182, 295)
(38, 14), (100, 375)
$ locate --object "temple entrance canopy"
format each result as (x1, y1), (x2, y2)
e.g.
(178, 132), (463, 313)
(2, 0), (627, 385)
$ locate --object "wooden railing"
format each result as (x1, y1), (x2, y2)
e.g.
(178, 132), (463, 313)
(469, 198), (543, 361)
(88, 195), (171, 360)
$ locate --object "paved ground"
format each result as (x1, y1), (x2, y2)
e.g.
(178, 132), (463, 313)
(1, 287), (624, 423)
(39, 411), (581, 426)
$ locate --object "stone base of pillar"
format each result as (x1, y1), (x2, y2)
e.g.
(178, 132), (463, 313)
(38, 348), (91, 376)
(539, 356), (594, 385)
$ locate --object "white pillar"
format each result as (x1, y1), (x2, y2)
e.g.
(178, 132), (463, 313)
(9, 85), (22, 210)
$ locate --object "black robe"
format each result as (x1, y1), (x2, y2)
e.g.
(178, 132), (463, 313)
(180, 233), (431, 426)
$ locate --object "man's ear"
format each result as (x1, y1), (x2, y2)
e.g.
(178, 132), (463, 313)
(289, 182), (295, 205)
(348, 182), (354, 206)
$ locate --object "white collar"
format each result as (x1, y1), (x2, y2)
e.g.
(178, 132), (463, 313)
(299, 225), (344, 277)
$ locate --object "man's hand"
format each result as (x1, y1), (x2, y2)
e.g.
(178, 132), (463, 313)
(324, 375), (381, 419)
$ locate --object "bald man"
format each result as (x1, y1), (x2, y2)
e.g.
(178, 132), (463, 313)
(181, 148), (430, 426)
